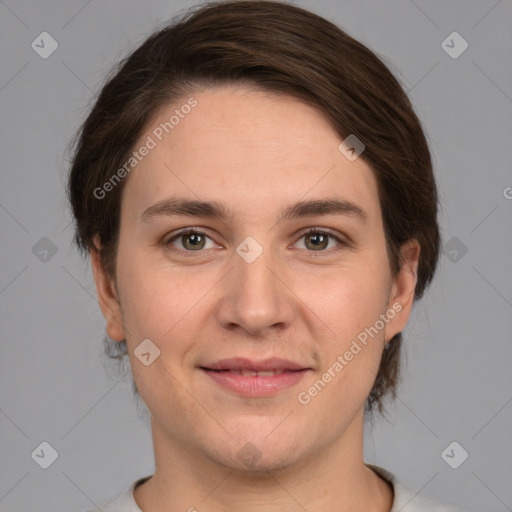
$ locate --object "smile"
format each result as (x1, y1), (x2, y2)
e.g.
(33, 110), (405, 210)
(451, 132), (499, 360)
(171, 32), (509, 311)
(200, 367), (310, 396)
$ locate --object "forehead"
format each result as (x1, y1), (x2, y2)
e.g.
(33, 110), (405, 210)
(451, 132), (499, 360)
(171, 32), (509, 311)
(121, 86), (380, 222)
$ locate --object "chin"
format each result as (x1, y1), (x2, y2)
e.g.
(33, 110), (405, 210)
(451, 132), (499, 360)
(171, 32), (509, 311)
(213, 444), (305, 474)
(202, 418), (309, 473)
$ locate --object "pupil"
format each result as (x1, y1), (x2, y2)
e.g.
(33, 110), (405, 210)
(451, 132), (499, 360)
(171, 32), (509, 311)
(308, 233), (326, 249)
(186, 233), (203, 249)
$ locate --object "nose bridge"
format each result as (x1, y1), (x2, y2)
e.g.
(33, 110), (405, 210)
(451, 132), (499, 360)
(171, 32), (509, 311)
(217, 235), (294, 334)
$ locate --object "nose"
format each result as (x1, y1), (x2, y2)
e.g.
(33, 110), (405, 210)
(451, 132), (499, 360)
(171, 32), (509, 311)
(215, 240), (296, 336)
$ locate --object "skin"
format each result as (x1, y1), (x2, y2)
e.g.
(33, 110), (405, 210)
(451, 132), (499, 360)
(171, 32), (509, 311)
(91, 85), (419, 512)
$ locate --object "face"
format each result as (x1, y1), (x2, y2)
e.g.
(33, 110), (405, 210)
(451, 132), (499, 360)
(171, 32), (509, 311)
(92, 85), (419, 472)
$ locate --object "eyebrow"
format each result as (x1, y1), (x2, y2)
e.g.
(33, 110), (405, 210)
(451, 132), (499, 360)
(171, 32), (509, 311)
(141, 197), (367, 224)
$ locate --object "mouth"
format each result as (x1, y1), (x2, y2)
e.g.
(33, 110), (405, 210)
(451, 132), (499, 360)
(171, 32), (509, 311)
(200, 357), (311, 397)
(205, 368), (291, 377)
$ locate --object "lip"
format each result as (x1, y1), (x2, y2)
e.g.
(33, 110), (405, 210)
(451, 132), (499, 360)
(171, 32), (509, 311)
(202, 357), (307, 372)
(200, 357), (310, 397)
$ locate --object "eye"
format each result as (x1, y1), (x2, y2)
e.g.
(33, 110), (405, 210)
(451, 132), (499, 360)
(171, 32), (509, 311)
(163, 227), (351, 258)
(164, 229), (216, 253)
(293, 227), (349, 255)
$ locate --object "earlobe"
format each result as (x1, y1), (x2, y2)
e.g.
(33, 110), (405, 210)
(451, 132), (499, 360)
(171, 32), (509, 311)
(90, 236), (126, 342)
(385, 239), (420, 342)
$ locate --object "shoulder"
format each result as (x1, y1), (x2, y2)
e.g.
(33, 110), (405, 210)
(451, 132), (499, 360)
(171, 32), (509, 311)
(74, 475), (151, 512)
(367, 464), (466, 512)
(75, 468), (468, 512)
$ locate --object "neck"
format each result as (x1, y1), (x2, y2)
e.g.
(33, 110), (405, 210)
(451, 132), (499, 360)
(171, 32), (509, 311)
(134, 412), (393, 512)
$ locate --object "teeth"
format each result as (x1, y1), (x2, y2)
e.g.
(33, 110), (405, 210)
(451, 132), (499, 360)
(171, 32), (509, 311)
(240, 369), (258, 377)
(257, 370), (276, 377)
(235, 369), (285, 376)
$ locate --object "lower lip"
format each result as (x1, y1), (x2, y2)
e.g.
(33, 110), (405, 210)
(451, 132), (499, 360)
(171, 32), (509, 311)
(201, 369), (309, 397)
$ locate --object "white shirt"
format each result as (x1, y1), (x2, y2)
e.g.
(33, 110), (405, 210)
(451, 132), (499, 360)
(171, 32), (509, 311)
(80, 464), (464, 511)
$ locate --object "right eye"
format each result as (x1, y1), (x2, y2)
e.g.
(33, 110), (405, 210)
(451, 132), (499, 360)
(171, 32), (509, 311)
(163, 229), (217, 254)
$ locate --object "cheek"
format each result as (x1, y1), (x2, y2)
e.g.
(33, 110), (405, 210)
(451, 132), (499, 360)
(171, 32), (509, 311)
(299, 259), (390, 397)
(121, 274), (198, 342)
(304, 260), (390, 343)
(115, 247), (219, 351)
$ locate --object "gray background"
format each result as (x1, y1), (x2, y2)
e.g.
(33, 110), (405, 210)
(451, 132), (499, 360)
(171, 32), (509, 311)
(1, 0), (511, 511)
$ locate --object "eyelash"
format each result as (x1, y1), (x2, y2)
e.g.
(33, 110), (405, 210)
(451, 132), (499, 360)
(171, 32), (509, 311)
(163, 227), (351, 258)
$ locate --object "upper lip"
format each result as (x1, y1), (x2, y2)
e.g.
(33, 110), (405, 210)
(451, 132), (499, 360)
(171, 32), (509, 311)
(201, 357), (308, 372)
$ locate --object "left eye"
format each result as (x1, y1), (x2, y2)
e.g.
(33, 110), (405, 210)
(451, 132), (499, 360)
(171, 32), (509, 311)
(293, 229), (344, 251)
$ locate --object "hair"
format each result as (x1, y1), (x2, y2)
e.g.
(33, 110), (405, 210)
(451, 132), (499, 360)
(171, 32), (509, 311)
(67, 0), (440, 419)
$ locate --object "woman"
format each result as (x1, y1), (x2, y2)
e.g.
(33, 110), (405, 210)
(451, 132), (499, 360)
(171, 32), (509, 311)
(68, 1), (464, 510)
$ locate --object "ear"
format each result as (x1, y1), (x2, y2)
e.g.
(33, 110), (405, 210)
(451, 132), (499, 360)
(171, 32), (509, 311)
(90, 236), (126, 342)
(384, 239), (420, 342)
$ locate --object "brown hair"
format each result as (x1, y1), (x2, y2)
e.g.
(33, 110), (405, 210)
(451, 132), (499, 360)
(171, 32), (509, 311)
(67, 0), (440, 418)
